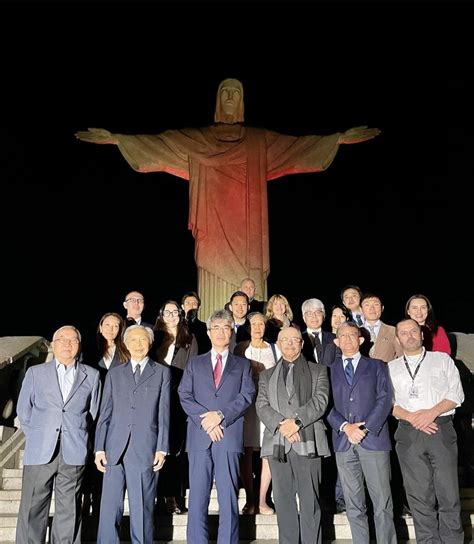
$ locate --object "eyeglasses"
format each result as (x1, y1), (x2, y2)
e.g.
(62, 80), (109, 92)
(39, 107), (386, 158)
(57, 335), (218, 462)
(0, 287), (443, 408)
(209, 326), (233, 333)
(163, 310), (180, 317)
(126, 298), (144, 304)
(280, 337), (302, 345)
(54, 338), (80, 345)
(305, 310), (324, 318)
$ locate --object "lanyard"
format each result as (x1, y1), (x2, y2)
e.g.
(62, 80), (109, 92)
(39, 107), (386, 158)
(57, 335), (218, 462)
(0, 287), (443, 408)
(403, 348), (426, 383)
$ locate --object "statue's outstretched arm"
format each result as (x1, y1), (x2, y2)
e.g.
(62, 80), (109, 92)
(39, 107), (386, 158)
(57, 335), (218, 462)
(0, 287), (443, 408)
(338, 126), (381, 145)
(75, 128), (118, 145)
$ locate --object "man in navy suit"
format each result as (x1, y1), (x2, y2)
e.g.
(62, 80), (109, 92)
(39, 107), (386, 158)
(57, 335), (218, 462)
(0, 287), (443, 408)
(16, 325), (101, 544)
(178, 309), (255, 544)
(94, 325), (170, 544)
(327, 321), (396, 544)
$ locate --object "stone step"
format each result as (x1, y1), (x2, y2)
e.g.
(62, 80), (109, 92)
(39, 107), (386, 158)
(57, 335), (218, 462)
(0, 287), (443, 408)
(2, 512), (474, 542)
(0, 512), (474, 544)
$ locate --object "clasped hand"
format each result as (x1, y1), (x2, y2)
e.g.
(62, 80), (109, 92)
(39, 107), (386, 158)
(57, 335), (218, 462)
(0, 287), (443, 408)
(343, 421), (367, 445)
(200, 411), (224, 442)
(409, 408), (438, 434)
(279, 419), (301, 443)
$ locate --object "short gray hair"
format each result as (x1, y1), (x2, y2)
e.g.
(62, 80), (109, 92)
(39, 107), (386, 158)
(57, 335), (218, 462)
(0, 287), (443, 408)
(207, 309), (235, 330)
(123, 325), (154, 345)
(336, 321), (360, 337)
(301, 298), (325, 317)
(52, 325), (82, 343)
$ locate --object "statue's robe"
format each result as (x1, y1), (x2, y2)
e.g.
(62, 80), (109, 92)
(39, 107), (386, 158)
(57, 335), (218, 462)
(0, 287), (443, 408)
(117, 124), (340, 317)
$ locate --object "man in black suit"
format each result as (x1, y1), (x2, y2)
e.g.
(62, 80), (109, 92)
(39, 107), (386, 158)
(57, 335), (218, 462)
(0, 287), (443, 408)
(181, 291), (211, 354)
(301, 298), (335, 365)
(240, 277), (265, 313)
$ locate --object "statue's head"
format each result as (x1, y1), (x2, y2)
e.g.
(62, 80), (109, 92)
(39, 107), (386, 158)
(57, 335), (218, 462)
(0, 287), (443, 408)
(214, 78), (244, 124)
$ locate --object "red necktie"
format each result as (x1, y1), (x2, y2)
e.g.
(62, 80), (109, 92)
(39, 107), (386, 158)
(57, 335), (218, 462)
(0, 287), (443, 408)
(214, 353), (223, 388)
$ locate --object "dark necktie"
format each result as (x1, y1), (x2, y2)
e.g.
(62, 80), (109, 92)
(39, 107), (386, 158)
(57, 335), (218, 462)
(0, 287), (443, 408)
(313, 332), (322, 363)
(344, 358), (354, 386)
(134, 363), (141, 384)
(286, 363), (295, 397)
(355, 314), (363, 327)
(214, 353), (223, 388)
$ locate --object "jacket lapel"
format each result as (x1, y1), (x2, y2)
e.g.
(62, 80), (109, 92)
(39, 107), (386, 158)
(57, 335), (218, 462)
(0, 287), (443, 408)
(64, 363), (87, 405)
(135, 359), (156, 387)
(351, 356), (369, 389)
(216, 353), (234, 390)
(49, 360), (64, 404)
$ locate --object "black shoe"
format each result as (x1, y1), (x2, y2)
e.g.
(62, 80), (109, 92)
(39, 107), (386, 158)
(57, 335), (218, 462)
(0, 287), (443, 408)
(335, 500), (346, 514)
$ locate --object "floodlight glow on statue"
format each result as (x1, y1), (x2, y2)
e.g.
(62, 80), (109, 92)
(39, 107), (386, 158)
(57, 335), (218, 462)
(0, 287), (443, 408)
(76, 78), (380, 318)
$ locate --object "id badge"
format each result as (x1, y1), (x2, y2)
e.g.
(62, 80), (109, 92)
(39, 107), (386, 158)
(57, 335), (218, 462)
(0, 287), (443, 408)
(408, 385), (419, 399)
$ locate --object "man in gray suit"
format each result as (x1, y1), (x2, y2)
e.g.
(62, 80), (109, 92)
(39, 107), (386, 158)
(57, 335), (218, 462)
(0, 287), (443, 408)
(16, 325), (101, 544)
(256, 327), (330, 544)
(94, 325), (170, 544)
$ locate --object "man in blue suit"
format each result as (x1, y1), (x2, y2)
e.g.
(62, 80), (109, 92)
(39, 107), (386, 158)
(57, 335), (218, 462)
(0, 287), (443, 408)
(178, 309), (255, 544)
(327, 321), (396, 544)
(94, 325), (170, 544)
(16, 325), (101, 544)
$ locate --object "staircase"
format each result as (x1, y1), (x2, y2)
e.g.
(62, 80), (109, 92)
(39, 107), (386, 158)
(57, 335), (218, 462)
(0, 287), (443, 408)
(1, 433), (473, 543)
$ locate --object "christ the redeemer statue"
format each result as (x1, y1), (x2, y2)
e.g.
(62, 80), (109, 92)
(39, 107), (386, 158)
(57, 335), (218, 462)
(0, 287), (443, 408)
(76, 78), (380, 318)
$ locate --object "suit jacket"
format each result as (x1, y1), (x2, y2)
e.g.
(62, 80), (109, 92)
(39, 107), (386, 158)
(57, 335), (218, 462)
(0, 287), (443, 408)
(256, 359), (330, 458)
(17, 360), (101, 465)
(302, 330), (336, 365)
(188, 317), (212, 354)
(97, 350), (124, 383)
(327, 355), (392, 452)
(249, 299), (265, 314)
(178, 351), (255, 452)
(369, 322), (403, 363)
(94, 359), (170, 466)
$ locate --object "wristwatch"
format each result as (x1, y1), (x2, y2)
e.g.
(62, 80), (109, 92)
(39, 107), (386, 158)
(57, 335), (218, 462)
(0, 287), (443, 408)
(358, 424), (369, 435)
(217, 410), (224, 422)
(294, 417), (303, 429)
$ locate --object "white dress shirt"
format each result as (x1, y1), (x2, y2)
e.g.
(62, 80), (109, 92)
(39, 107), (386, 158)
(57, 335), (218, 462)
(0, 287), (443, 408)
(389, 350), (464, 416)
(56, 360), (77, 402)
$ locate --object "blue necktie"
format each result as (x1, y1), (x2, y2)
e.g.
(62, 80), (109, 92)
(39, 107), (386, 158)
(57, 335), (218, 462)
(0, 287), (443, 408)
(344, 358), (354, 385)
(355, 314), (363, 327)
(134, 363), (141, 384)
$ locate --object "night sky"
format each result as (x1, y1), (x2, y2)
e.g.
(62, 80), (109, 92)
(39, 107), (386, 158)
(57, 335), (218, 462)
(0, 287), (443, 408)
(2, 1), (473, 349)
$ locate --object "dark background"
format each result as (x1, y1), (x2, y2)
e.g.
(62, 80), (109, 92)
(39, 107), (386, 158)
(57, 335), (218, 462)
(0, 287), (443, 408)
(1, 1), (473, 350)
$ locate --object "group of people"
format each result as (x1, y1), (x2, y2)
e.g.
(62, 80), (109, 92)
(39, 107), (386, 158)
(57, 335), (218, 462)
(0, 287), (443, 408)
(14, 279), (467, 544)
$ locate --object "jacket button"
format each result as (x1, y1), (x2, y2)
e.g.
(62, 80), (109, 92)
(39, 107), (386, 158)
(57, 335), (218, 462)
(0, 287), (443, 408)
(349, 398), (353, 402)
(56, 428), (60, 432)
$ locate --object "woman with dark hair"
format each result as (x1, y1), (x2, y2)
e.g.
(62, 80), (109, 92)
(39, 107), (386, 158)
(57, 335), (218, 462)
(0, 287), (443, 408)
(154, 300), (198, 514)
(405, 294), (451, 354)
(330, 303), (351, 334)
(96, 312), (130, 379)
(235, 312), (280, 515)
(82, 312), (130, 517)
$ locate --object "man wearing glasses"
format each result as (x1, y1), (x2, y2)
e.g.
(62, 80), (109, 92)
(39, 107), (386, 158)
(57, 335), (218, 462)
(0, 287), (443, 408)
(178, 309), (255, 544)
(256, 327), (330, 544)
(301, 298), (336, 365)
(123, 290), (153, 328)
(16, 325), (101, 544)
